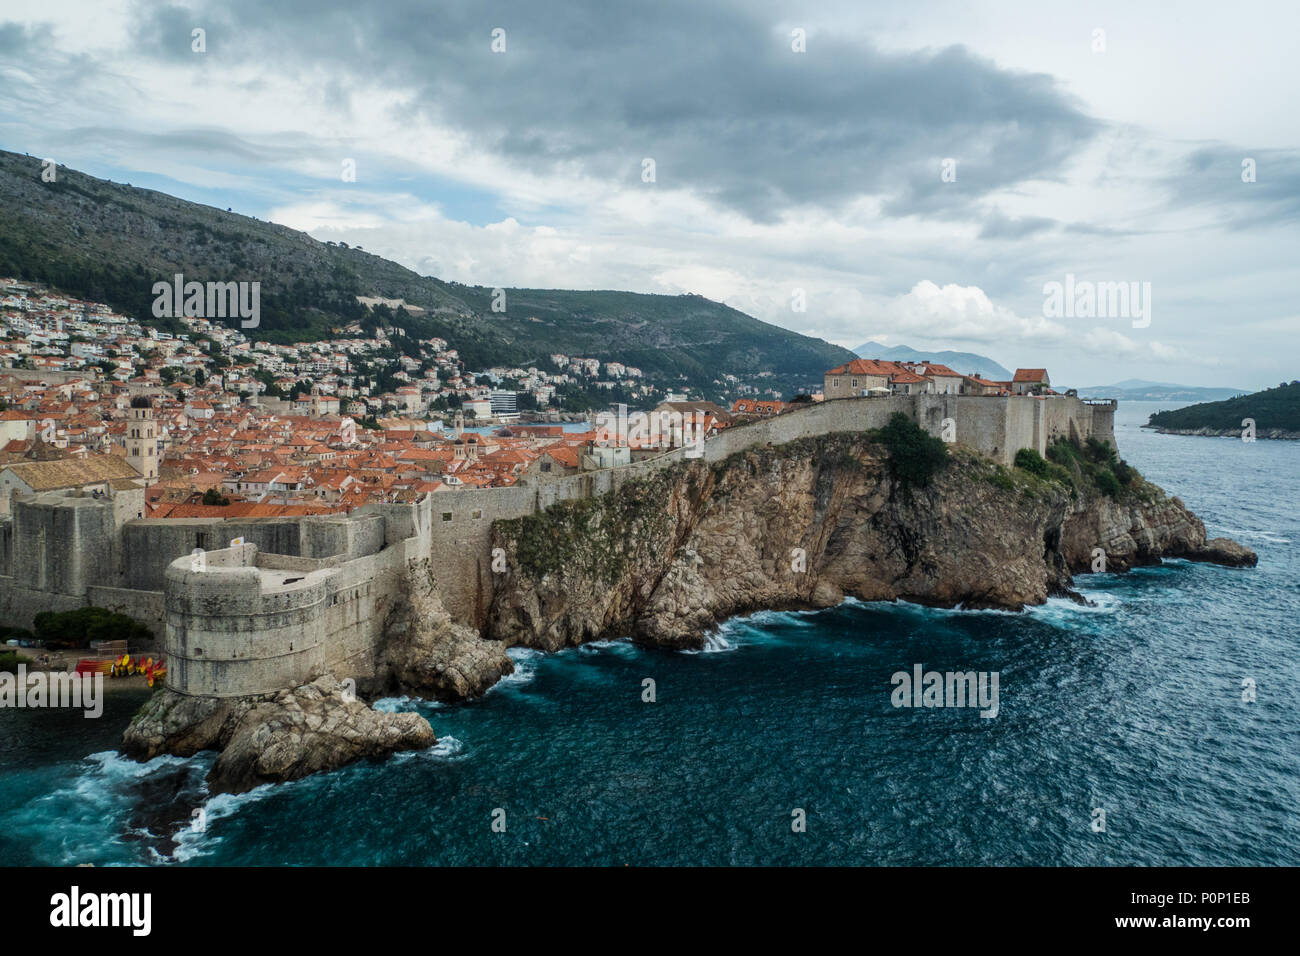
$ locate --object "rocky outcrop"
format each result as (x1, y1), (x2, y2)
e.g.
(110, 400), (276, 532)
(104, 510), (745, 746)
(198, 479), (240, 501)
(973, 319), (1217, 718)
(122, 556), (510, 791)
(122, 430), (1256, 790)
(123, 676), (435, 794)
(486, 433), (1255, 651)
(378, 557), (515, 700)
(1189, 537), (1259, 567)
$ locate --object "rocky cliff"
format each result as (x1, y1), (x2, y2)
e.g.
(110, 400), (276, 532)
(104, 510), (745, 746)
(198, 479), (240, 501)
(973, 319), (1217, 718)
(485, 432), (1255, 651)
(123, 429), (1255, 792)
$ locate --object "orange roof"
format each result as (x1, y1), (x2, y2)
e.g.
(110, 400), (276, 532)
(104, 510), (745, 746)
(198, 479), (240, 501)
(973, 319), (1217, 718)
(826, 358), (906, 377)
(1013, 368), (1048, 382)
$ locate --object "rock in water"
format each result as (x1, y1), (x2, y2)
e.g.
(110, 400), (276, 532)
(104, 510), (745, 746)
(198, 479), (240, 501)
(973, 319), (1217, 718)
(123, 676), (435, 795)
(1190, 537), (1259, 567)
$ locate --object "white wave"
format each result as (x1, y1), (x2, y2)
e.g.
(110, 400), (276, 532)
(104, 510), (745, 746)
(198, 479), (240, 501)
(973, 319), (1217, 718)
(577, 638), (638, 656)
(172, 781), (278, 863)
(490, 646), (543, 689)
(681, 631), (737, 655)
(430, 735), (464, 758)
(373, 694), (444, 713)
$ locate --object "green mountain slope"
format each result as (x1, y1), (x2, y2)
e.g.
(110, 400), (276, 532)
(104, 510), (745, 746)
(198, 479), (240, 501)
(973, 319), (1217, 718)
(1146, 382), (1300, 434)
(0, 149), (852, 394)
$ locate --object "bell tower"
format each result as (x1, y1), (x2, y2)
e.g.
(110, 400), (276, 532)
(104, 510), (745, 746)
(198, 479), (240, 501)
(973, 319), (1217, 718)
(126, 396), (159, 480)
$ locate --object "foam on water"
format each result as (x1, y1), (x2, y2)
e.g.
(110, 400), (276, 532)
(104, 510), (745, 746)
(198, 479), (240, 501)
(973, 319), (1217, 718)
(3, 401), (1295, 866)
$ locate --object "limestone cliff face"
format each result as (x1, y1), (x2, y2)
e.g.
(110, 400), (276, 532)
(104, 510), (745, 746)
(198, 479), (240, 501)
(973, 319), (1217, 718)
(122, 432), (1256, 792)
(377, 557), (515, 701)
(486, 434), (1255, 651)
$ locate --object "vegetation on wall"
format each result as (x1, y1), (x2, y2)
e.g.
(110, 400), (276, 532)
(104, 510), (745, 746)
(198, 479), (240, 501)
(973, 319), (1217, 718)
(871, 413), (950, 490)
(1011, 436), (1138, 499)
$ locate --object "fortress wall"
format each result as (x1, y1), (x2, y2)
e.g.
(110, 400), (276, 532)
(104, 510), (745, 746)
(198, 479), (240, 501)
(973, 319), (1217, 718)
(300, 513), (386, 560)
(112, 487), (147, 525)
(85, 586), (165, 639)
(1085, 401), (1117, 447)
(164, 546), (333, 697)
(9, 495), (116, 596)
(161, 540), (415, 697)
(123, 519), (303, 591)
(1006, 398), (1044, 461)
(316, 542), (414, 687)
(0, 578), (87, 629)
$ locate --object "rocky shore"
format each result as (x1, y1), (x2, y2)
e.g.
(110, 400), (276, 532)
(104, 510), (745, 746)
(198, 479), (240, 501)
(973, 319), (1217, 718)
(122, 675), (436, 794)
(1145, 425), (1300, 440)
(487, 433), (1256, 651)
(122, 430), (1256, 792)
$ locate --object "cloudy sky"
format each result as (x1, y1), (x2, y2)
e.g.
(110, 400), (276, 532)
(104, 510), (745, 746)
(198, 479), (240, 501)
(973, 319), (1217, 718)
(1, 0), (1297, 388)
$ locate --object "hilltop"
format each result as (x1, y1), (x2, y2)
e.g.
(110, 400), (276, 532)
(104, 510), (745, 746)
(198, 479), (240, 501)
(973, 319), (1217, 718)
(1146, 381), (1300, 439)
(0, 149), (853, 398)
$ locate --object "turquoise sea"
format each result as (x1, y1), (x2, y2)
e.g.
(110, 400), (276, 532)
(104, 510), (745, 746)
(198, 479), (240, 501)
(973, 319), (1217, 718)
(1, 402), (1296, 865)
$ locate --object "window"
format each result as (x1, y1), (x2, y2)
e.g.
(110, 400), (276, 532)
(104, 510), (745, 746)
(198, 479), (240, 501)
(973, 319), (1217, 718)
(472, 509), (482, 519)
(851, 378), (858, 388)
(442, 512), (452, 522)
(540, 462), (551, 472)
(832, 377), (840, 388)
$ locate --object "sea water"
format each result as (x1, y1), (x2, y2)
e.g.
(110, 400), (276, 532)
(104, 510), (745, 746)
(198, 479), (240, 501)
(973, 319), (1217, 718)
(1, 402), (1295, 865)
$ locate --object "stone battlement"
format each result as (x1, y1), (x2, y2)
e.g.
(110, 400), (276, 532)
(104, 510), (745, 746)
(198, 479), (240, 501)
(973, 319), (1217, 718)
(0, 393), (1116, 698)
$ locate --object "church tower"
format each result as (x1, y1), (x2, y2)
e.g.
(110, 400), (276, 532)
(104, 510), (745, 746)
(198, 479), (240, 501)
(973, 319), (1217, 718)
(126, 396), (159, 480)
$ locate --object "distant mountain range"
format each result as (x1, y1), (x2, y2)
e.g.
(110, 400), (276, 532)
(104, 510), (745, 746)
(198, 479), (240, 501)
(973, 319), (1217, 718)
(0, 149), (854, 398)
(854, 342), (1013, 381)
(1075, 380), (1245, 402)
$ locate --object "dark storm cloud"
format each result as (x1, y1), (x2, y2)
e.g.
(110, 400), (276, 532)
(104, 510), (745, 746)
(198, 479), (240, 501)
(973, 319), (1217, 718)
(123, 0), (1101, 221)
(1167, 145), (1300, 230)
(0, 21), (52, 55)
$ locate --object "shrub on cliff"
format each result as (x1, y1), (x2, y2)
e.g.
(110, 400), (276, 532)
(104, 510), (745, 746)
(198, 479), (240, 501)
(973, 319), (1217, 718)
(1094, 469), (1122, 498)
(873, 413), (949, 490)
(1046, 437), (1135, 497)
(32, 607), (153, 649)
(1014, 448), (1049, 477)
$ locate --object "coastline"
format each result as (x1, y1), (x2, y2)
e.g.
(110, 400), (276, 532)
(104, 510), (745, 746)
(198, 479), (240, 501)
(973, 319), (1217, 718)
(1143, 425), (1300, 440)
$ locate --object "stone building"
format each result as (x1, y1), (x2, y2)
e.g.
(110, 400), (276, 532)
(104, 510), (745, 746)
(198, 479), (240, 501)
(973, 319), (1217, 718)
(125, 396), (159, 480)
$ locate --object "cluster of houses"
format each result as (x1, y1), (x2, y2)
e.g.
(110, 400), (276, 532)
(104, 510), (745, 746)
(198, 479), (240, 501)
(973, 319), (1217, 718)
(823, 359), (1052, 399)
(1, 275), (1069, 522)
(0, 278), (679, 422)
